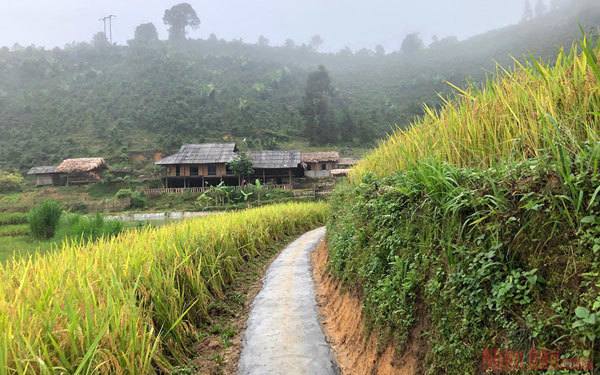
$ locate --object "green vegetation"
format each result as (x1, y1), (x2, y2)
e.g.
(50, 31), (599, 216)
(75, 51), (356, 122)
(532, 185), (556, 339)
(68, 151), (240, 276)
(0, 202), (327, 373)
(1, 1), (598, 172)
(54, 213), (124, 243)
(327, 35), (600, 372)
(0, 170), (23, 191)
(28, 199), (62, 239)
(0, 224), (29, 237)
(0, 212), (27, 226)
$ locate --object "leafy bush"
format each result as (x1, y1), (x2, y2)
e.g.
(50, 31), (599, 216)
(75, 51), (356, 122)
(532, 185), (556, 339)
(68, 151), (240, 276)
(115, 188), (133, 199)
(0, 170), (23, 192)
(56, 214), (123, 243)
(130, 190), (147, 209)
(28, 200), (62, 239)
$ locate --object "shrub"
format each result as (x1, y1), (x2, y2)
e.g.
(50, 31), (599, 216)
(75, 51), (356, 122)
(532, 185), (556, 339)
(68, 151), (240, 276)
(115, 188), (133, 199)
(130, 190), (147, 209)
(28, 200), (62, 239)
(0, 170), (23, 192)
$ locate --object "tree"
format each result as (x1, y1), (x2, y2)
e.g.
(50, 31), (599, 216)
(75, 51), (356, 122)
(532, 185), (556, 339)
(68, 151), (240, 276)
(163, 3), (200, 41)
(375, 44), (385, 57)
(302, 65), (335, 144)
(284, 39), (296, 48)
(208, 33), (218, 42)
(227, 152), (254, 182)
(337, 46), (353, 57)
(534, 0), (547, 17)
(309, 35), (324, 51)
(258, 35), (269, 46)
(134, 23), (159, 42)
(400, 33), (424, 56)
(91, 32), (110, 48)
(522, 0), (534, 22)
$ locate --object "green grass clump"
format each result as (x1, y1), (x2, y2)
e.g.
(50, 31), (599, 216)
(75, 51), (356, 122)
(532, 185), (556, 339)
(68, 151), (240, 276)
(0, 224), (29, 237)
(0, 212), (27, 226)
(352, 35), (600, 180)
(55, 214), (124, 243)
(0, 202), (327, 373)
(28, 200), (62, 240)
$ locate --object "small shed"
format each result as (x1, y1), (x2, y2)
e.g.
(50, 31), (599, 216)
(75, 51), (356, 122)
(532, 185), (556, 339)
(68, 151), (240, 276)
(302, 152), (340, 178)
(55, 158), (107, 185)
(27, 166), (59, 186)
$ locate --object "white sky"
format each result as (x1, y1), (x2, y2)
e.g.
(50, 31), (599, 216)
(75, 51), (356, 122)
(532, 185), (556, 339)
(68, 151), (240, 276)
(0, 0), (526, 52)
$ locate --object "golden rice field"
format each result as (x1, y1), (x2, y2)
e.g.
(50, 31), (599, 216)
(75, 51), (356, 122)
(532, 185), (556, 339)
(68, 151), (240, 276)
(352, 36), (600, 179)
(0, 202), (327, 374)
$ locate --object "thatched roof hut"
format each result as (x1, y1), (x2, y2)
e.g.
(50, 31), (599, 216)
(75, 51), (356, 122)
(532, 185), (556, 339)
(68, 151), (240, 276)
(55, 158), (107, 174)
(301, 152), (340, 164)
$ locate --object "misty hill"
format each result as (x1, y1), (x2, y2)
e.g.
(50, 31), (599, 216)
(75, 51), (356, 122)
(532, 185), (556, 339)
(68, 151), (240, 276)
(1, 0), (599, 172)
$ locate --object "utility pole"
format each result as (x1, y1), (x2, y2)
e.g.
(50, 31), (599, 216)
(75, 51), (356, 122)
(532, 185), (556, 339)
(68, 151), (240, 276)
(107, 15), (116, 44)
(98, 15), (116, 44)
(98, 17), (107, 36)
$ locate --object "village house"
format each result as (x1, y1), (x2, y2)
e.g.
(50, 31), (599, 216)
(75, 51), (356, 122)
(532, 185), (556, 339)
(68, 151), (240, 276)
(247, 150), (302, 186)
(27, 166), (60, 186)
(154, 143), (302, 189)
(301, 152), (340, 178)
(27, 158), (107, 186)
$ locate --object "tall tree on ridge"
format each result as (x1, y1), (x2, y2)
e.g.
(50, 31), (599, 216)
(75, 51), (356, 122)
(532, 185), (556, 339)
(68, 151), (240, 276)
(400, 33), (424, 56)
(134, 23), (159, 42)
(302, 65), (334, 144)
(163, 3), (200, 41)
(258, 35), (269, 46)
(309, 35), (324, 51)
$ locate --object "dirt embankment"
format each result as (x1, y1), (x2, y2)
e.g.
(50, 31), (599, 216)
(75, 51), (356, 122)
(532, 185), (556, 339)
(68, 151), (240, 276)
(312, 240), (428, 375)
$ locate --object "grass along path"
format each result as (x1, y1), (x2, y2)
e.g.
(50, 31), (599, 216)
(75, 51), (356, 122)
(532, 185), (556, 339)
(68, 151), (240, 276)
(0, 202), (327, 374)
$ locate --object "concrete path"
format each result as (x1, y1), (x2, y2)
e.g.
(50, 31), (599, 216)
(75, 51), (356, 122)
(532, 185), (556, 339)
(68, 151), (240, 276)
(238, 227), (340, 375)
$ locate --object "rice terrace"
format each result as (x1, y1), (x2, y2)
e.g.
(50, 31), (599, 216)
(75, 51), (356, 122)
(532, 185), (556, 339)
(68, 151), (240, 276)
(1, 0), (600, 374)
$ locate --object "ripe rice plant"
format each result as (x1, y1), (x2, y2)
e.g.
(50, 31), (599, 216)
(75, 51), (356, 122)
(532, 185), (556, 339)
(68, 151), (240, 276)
(0, 202), (327, 374)
(352, 34), (600, 180)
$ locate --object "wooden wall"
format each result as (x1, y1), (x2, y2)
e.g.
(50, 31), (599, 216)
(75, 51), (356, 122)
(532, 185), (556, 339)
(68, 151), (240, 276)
(166, 164), (229, 177)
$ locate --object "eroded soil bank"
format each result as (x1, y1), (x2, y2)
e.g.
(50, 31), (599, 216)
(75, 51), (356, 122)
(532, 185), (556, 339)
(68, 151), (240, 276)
(312, 240), (428, 375)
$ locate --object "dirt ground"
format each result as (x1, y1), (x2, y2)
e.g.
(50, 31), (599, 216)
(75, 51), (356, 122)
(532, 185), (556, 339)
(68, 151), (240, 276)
(311, 240), (429, 375)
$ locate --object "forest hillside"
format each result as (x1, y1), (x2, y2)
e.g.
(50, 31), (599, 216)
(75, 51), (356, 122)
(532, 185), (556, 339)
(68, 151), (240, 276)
(1, 0), (599, 172)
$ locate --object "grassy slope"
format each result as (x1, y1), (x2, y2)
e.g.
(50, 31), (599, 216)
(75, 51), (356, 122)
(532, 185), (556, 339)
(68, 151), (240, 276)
(327, 37), (600, 373)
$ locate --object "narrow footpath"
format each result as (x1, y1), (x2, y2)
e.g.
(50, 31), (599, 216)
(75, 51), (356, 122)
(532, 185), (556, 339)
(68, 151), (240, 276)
(237, 227), (340, 375)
